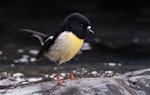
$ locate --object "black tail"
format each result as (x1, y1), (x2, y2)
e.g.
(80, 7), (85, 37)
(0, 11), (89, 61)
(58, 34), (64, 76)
(19, 29), (48, 46)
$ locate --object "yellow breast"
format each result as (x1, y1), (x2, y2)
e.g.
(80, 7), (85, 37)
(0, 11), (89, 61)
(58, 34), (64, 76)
(46, 31), (84, 64)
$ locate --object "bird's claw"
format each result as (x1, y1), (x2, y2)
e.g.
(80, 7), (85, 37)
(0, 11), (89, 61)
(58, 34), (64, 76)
(67, 73), (79, 80)
(54, 75), (64, 83)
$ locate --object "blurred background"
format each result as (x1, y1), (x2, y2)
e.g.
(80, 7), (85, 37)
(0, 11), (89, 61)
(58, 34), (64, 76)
(0, 0), (150, 87)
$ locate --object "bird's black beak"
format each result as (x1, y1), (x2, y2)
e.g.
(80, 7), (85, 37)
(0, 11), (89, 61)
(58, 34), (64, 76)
(87, 26), (94, 33)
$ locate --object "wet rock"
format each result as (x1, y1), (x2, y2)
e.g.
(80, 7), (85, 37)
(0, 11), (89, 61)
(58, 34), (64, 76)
(0, 68), (150, 95)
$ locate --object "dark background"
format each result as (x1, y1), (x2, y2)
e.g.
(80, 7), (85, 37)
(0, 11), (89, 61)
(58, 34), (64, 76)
(0, 1), (150, 90)
(0, 0), (150, 58)
(0, 1), (150, 85)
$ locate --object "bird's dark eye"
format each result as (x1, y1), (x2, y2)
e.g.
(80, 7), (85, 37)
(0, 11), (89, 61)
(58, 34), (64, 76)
(81, 24), (86, 29)
(81, 24), (84, 26)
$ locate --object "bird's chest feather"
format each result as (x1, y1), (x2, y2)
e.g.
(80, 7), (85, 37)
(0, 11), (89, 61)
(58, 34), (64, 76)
(46, 31), (84, 64)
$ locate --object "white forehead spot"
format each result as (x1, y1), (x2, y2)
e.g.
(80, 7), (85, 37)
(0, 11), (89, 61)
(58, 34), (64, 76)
(87, 26), (91, 29)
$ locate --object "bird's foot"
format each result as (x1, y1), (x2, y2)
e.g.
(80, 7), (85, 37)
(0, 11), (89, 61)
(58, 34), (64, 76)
(67, 73), (79, 80)
(54, 75), (64, 83)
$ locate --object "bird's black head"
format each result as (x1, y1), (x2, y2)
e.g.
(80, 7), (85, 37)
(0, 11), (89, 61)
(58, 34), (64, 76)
(58, 13), (94, 39)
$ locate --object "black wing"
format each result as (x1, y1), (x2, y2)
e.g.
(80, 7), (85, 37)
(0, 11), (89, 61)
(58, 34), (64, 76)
(36, 35), (56, 59)
(36, 19), (69, 59)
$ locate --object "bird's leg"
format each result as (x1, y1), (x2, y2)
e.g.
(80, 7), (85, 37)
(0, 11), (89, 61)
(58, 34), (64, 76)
(56, 63), (60, 75)
(54, 62), (64, 83)
(67, 72), (79, 80)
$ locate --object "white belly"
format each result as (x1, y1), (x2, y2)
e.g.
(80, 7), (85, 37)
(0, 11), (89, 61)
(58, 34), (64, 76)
(45, 31), (84, 64)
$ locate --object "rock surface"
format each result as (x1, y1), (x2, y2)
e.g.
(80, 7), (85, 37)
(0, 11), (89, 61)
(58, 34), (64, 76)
(0, 68), (150, 95)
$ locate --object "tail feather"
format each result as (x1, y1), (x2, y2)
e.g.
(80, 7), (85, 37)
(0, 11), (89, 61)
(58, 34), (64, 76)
(19, 29), (48, 46)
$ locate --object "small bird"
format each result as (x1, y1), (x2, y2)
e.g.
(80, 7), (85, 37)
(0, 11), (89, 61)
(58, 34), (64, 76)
(20, 12), (94, 83)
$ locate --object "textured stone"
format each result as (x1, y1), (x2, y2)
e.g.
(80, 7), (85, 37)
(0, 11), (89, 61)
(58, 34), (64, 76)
(1, 68), (150, 95)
